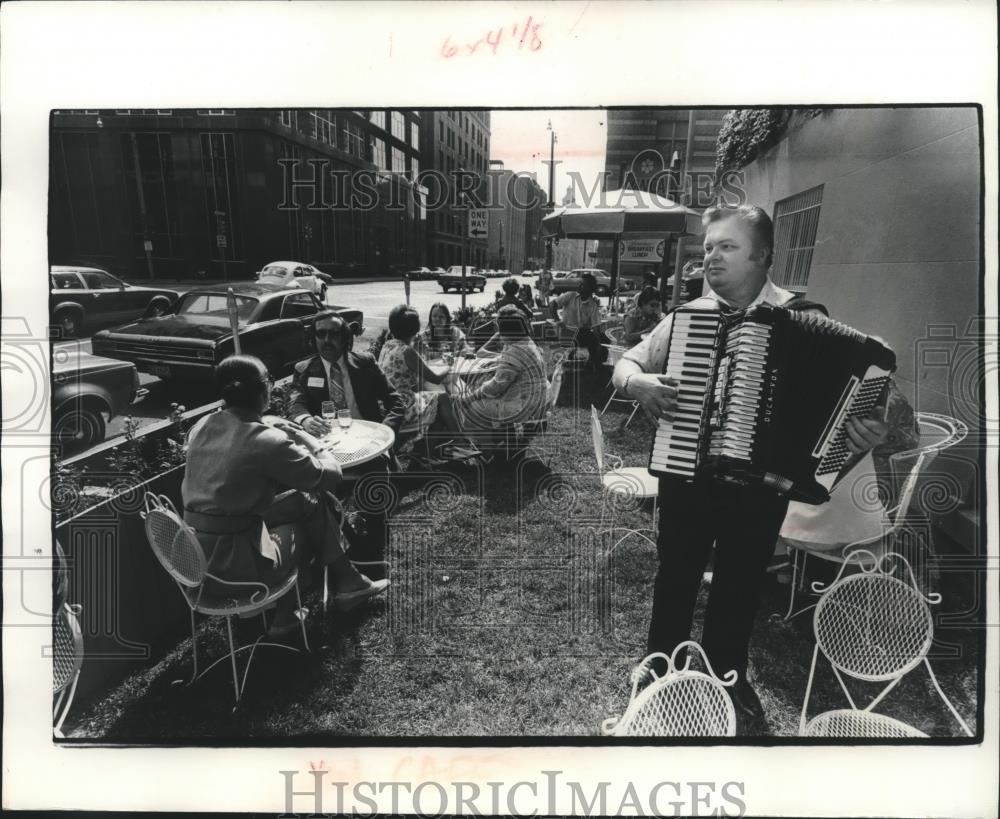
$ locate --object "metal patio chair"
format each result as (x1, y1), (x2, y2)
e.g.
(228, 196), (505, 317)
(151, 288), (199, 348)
(141, 492), (310, 708)
(602, 642), (737, 736)
(599, 327), (641, 428)
(799, 549), (973, 737)
(778, 412), (968, 621)
(801, 709), (928, 738)
(53, 601), (84, 737)
(591, 405), (658, 553)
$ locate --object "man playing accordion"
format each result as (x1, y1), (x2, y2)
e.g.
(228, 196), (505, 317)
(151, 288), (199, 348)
(611, 204), (892, 729)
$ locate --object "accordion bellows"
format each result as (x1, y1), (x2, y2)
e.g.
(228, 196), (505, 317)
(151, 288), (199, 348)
(649, 303), (896, 504)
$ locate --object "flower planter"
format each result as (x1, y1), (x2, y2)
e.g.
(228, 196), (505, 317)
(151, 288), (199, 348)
(54, 462), (192, 709)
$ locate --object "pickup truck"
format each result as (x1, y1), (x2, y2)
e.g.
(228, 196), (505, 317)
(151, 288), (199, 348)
(437, 266), (487, 293)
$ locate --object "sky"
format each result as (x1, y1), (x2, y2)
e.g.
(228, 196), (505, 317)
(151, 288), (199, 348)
(488, 109), (608, 205)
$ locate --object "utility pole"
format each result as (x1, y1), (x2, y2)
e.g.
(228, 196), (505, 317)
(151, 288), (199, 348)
(544, 120), (557, 275)
(130, 132), (155, 280)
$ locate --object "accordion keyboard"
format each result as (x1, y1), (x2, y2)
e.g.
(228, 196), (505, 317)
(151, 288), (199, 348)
(814, 366), (893, 476)
(650, 311), (722, 477)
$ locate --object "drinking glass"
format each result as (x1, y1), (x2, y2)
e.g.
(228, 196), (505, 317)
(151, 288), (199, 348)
(321, 401), (337, 426)
(336, 408), (352, 429)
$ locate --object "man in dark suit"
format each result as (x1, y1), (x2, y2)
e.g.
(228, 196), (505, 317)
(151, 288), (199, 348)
(287, 312), (405, 579)
(289, 313), (404, 435)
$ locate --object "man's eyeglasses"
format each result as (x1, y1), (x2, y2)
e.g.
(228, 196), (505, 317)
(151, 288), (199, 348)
(314, 329), (340, 339)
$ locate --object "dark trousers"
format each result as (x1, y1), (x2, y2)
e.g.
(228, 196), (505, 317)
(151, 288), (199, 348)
(647, 477), (789, 681)
(575, 327), (611, 364)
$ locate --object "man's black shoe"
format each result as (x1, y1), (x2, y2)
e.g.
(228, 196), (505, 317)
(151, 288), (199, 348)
(729, 678), (766, 731)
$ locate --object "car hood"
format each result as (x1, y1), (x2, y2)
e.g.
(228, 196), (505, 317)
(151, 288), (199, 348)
(97, 314), (238, 341)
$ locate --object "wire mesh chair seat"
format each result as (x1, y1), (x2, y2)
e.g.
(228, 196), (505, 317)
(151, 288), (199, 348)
(603, 642), (737, 737)
(53, 601), (84, 737)
(777, 412), (968, 621)
(142, 492), (310, 707)
(799, 550), (972, 736)
(591, 406), (658, 552)
(802, 709), (928, 738)
(599, 327), (641, 428)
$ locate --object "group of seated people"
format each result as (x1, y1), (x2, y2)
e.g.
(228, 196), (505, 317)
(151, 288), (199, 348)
(180, 303), (556, 635)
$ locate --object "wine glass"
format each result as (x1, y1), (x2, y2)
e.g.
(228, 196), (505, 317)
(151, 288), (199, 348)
(336, 408), (352, 429)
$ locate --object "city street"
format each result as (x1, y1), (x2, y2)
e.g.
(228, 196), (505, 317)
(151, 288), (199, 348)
(57, 274), (539, 448)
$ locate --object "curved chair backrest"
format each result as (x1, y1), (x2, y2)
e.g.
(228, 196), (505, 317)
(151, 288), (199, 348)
(53, 602), (83, 694)
(142, 492), (207, 589)
(603, 643), (737, 737)
(803, 709), (928, 738)
(814, 553), (935, 682)
(888, 412), (969, 526)
(590, 406), (605, 474)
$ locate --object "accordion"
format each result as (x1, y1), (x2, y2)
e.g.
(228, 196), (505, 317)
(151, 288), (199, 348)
(648, 303), (896, 504)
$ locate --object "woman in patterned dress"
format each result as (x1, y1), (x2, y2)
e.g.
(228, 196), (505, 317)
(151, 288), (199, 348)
(377, 305), (467, 440)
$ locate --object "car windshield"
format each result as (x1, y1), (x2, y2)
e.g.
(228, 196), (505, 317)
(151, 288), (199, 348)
(260, 266), (289, 279)
(175, 293), (257, 321)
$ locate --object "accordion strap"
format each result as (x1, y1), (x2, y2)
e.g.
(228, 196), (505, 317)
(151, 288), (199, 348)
(783, 295), (829, 316)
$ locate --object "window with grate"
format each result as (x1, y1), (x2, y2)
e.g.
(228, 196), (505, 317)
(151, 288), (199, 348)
(369, 110), (386, 130)
(771, 185), (824, 290)
(343, 120), (365, 158)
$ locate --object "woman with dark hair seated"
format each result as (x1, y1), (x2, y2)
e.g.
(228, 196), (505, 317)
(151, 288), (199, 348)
(182, 355), (388, 631)
(517, 282), (536, 309)
(451, 305), (550, 446)
(378, 304), (469, 440)
(497, 276), (534, 318)
(412, 302), (472, 358)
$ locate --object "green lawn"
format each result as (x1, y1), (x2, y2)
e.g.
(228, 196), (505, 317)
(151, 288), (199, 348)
(67, 364), (980, 741)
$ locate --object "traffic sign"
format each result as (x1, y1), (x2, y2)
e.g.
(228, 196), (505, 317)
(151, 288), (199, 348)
(216, 234), (228, 248)
(143, 240), (153, 252)
(468, 208), (488, 239)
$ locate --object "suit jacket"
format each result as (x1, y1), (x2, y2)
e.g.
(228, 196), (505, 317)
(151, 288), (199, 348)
(288, 351), (405, 433)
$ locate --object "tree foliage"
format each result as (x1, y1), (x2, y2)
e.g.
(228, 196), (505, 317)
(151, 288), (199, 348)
(715, 108), (823, 174)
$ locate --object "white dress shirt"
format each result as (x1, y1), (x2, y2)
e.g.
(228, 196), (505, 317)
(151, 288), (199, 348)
(322, 356), (362, 419)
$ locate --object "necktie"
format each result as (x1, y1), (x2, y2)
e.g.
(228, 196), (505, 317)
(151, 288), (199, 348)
(328, 361), (347, 409)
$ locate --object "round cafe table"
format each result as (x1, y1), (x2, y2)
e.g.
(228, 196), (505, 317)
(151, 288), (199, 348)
(317, 418), (395, 468)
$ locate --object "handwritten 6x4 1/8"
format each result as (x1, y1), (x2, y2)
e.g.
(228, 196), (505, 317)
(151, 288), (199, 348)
(441, 16), (542, 58)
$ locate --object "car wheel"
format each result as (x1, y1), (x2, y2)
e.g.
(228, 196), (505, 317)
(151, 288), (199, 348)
(54, 309), (80, 339)
(320, 285), (327, 301)
(53, 405), (106, 452)
(146, 298), (170, 318)
(596, 285), (609, 297)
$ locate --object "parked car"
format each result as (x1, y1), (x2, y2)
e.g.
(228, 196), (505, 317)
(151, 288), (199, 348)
(438, 266), (487, 293)
(314, 270), (335, 287)
(404, 267), (435, 281)
(255, 261), (327, 299)
(52, 349), (147, 452)
(49, 266), (179, 339)
(549, 268), (636, 297)
(92, 283), (363, 383)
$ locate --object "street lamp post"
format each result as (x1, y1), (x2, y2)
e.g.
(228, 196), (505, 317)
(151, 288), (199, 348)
(545, 120), (557, 275)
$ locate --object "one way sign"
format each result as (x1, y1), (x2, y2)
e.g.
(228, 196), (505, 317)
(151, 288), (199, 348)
(468, 208), (488, 239)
